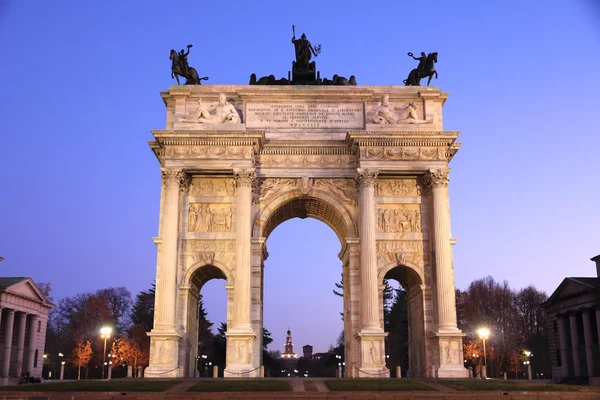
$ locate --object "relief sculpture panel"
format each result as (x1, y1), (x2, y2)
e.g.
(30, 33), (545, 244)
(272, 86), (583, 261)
(190, 178), (235, 197)
(314, 178), (358, 205)
(377, 205), (421, 233)
(377, 179), (421, 197)
(189, 203), (233, 232)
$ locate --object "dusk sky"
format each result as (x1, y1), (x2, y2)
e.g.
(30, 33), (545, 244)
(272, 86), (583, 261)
(1, 1), (599, 354)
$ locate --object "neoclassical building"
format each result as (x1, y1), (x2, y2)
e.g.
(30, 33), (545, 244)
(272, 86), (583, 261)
(543, 255), (600, 384)
(145, 85), (468, 378)
(0, 278), (52, 384)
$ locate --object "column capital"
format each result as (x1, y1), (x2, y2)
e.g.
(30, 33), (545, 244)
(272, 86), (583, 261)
(424, 168), (450, 189)
(356, 168), (379, 188)
(233, 168), (256, 188)
(161, 168), (187, 190)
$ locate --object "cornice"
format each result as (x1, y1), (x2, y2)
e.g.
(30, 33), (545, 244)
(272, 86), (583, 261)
(237, 89), (375, 99)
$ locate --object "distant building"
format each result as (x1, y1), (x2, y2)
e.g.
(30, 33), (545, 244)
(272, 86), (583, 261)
(542, 255), (600, 384)
(280, 329), (297, 376)
(0, 278), (53, 384)
(297, 345), (338, 377)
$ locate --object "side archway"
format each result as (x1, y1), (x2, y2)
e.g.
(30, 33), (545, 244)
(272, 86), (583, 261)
(379, 262), (427, 377)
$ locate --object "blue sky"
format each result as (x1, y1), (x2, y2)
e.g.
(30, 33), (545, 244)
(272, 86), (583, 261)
(1, 1), (599, 353)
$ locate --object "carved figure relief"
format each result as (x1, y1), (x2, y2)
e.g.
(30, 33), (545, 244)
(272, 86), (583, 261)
(377, 179), (421, 197)
(314, 179), (358, 205)
(190, 178), (235, 197)
(372, 95), (432, 124)
(369, 342), (379, 364)
(442, 340), (459, 364)
(377, 205), (421, 233)
(252, 178), (297, 204)
(233, 341), (247, 363)
(188, 204), (233, 232)
(178, 94), (241, 124)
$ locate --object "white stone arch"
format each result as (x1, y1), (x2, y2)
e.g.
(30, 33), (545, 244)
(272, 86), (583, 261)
(252, 187), (359, 244)
(184, 259), (233, 288)
(181, 260), (231, 377)
(378, 261), (427, 378)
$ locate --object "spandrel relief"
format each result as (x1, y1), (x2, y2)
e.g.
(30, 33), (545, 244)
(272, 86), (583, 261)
(314, 178), (358, 205)
(188, 203), (232, 232)
(190, 178), (235, 197)
(252, 178), (297, 204)
(377, 179), (421, 197)
(377, 205), (421, 233)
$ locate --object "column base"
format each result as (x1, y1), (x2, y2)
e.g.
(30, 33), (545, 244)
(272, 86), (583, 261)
(145, 330), (181, 378)
(356, 331), (389, 378)
(225, 330), (258, 378)
(431, 330), (468, 378)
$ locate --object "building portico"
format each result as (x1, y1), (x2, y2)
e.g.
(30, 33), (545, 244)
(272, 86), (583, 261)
(0, 278), (52, 384)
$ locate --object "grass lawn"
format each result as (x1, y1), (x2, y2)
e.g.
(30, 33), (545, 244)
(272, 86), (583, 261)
(187, 380), (291, 392)
(0, 379), (183, 392)
(439, 380), (600, 392)
(326, 379), (436, 391)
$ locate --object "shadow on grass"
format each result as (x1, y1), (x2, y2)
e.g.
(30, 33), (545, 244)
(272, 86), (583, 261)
(326, 379), (436, 391)
(0, 379), (183, 392)
(439, 379), (600, 392)
(187, 380), (291, 392)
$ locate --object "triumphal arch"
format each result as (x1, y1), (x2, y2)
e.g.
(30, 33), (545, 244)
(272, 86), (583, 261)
(145, 84), (468, 379)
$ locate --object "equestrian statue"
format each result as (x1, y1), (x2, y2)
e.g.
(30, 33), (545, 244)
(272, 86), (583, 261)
(169, 44), (209, 85)
(404, 52), (438, 86)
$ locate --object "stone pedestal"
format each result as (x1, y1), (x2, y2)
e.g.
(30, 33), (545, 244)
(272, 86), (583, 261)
(431, 333), (469, 378)
(356, 332), (389, 378)
(144, 334), (181, 378)
(224, 333), (257, 377)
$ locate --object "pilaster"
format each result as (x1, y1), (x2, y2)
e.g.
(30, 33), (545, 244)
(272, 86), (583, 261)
(582, 310), (594, 377)
(569, 313), (581, 376)
(558, 316), (569, 377)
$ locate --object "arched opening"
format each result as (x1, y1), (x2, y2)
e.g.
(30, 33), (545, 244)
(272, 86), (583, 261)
(382, 264), (425, 378)
(255, 195), (356, 377)
(186, 264), (228, 377)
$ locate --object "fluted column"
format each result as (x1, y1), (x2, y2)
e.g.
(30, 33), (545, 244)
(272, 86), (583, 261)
(27, 315), (38, 373)
(557, 316), (569, 377)
(425, 168), (458, 331)
(2, 309), (15, 377)
(582, 310), (594, 377)
(569, 313), (581, 376)
(15, 312), (27, 375)
(357, 169), (380, 331)
(154, 168), (185, 330)
(232, 168), (255, 332)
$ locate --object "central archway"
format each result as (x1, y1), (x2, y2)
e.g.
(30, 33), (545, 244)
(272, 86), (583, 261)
(250, 189), (362, 377)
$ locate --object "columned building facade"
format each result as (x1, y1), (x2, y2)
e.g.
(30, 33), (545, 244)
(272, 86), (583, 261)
(0, 278), (53, 384)
(543, 255), (600, 384)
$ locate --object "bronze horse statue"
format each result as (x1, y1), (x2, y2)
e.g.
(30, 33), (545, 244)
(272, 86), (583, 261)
(404, 52), (438, 86)
(169, 49), (208, 85)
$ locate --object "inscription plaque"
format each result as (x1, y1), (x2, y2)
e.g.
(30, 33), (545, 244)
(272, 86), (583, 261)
(245, 101), (364, 129)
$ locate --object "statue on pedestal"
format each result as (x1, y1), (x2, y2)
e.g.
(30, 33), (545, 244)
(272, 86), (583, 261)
(404, 52), (438, 86)
(290, 25), (321, 84)
(169, 44), (209, 85)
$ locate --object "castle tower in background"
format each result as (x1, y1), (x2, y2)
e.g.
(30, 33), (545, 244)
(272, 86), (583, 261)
(281, 329), (298, 376)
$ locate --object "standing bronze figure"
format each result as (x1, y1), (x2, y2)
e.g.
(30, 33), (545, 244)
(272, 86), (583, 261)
(291, 25), (321, 72)
(404, 52), (438, 86)
(169, 44), (208, 85)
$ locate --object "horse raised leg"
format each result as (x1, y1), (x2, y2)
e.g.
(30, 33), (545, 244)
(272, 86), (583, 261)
(427, 71), (438, 86)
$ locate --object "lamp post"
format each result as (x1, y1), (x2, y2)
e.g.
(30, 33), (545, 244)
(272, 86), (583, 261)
(524, 350), (533, 380)
(477, 328), (490, 379)
(100, 327), (112, 379)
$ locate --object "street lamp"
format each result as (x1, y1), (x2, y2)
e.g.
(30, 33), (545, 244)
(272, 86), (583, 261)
(523, 350), (533, 380)
(477, 328), (490, 378)
(100, 326), (112, 379)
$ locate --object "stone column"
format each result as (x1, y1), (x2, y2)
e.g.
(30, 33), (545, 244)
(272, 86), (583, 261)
(26, 315), (37, 374)
(357, 168), (380, 332)
(425, 168), (458, 332)
(582, 310), (594, 377)
(557, 316), (569, 377)
(15, 312), (27, 375)
(3, 309), (15, 377)
(232, 168), (255, 332)
(569, 313), (581, 376)
(154, 168), (185, 330)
